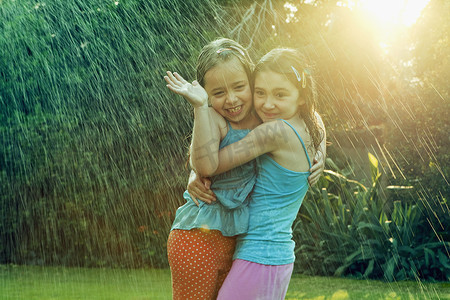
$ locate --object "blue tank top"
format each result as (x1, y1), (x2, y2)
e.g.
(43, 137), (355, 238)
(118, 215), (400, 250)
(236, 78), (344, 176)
(171, 122), (257, 236)
(234, 120), (311, 265)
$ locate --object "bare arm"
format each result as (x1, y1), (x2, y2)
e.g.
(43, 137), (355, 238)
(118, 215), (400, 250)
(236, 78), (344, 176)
(189, 107), (221, 175)
(202, 120), (287, 176)
(308, 112), (326, 186)
(164, 71), (221, 175)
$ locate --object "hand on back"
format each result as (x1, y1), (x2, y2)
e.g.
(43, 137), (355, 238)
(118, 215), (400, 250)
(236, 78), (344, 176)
(308, 155), (325, 186)
(187, 170), (216, 206)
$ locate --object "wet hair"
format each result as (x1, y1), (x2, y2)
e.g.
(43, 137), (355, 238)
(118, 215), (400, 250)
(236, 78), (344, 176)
(196, 38), (254, 88)
(254, 48), (323, 153)
(186, 39), (254, 170)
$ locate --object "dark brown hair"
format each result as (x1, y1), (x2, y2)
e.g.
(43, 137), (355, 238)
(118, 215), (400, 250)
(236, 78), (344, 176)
(254, 48), (323, 153)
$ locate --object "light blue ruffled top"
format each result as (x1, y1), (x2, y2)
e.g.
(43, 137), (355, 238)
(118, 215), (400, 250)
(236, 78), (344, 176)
(170, 122), (256, 236)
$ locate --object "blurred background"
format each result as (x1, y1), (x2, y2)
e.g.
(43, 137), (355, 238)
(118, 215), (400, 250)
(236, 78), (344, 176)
(1, 0), (448, 282)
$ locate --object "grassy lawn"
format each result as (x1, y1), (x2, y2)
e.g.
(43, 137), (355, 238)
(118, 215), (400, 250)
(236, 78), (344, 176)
(0, 265), (448, 300)
(286, 274), (449, 300)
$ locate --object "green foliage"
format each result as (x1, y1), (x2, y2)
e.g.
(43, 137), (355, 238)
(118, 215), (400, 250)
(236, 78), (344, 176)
(1, 0), (448, 275)
(0, 0), (243, 268)
(294, 154), (449, 282)
(382, 0), (449, 223)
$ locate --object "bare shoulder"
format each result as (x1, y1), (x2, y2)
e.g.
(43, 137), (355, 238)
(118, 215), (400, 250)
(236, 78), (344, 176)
(251, 120), (293, 146)
(275, 119), (314, 154)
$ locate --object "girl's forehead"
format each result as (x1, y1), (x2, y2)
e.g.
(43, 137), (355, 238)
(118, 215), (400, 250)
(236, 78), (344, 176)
(204, 58), (248, 85)
(213, 57), (246, 73)
(255, 70), (288, 82)
(254, 70), (297, 89)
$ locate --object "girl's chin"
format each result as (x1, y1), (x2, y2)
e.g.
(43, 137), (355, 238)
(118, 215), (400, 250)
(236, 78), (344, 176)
(226, 112), (254, 125)
(259, 114), (277, 121)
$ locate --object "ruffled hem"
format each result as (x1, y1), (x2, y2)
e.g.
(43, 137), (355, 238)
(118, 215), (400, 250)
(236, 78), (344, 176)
(171, 195), (249, 237)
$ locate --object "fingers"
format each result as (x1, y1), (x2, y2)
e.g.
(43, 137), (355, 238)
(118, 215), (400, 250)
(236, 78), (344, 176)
(308, 174), (319, 186)
(196, 181), (216, 202)
(201, 177), (212, 190)
(173, 72), (188, 84)
(164, 72), (186, 95)
(165, 71), (188, 86)
(197, 190), (216, 204)
(189, 187), (216, 204)
(310, 158), (324, 173)
(187, 177), (216, 205)
(309, 163), (319, 173)
(309, 158), (321, 186)
(165, 81), (181, 95)
(164, 71), (182, 88)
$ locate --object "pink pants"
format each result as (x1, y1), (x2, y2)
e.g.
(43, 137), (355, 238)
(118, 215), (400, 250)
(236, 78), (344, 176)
(217, 259), (294, 300)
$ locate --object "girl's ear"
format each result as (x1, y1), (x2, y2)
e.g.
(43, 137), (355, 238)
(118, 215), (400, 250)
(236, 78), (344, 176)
(297, 97), (306, 106)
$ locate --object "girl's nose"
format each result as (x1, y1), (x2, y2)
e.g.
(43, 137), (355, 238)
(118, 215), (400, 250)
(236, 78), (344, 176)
(263, 97), (275, 109)
(226, 92), (238, 104)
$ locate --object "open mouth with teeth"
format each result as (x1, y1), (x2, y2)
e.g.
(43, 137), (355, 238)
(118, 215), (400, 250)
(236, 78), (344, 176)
(226, 105), (243, 115)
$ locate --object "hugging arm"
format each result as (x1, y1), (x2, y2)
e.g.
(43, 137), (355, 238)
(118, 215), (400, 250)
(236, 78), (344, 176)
(308, 112), (326, 186)
(203, 121), (285, 176)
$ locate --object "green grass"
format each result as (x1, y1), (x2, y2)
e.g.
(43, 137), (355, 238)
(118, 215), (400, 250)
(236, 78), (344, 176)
(0, 265), (448, 300)
(286, 274), (450, 300)
(0, 265), (171, 300)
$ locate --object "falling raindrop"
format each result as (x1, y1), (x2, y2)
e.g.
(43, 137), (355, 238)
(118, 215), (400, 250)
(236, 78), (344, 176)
(0, 0), (448, 298)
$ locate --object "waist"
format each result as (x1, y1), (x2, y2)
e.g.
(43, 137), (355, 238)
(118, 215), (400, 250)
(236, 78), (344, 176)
(233, 239), (295, 265)
(170, 192), (249, 236)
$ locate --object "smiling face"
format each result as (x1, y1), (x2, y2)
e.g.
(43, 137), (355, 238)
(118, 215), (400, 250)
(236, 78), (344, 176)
(253, 70), (304, 122)
(203, 57), (253, 127)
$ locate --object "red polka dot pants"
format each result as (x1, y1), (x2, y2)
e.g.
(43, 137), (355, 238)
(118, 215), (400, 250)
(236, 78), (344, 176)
(167, 229), (236, 300)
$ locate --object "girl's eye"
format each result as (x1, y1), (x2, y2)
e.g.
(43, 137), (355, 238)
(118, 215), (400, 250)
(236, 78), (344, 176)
(235, 85), (245, 90)
(276, 93), (287, 98)
(255, 90), (265, 96)
(214, 91), (225, 97)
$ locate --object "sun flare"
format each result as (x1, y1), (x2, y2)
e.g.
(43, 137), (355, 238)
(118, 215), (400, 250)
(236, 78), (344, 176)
(359, 0), (430, 27)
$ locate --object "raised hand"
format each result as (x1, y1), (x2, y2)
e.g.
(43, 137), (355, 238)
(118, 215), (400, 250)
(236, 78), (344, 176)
(164, 71), (208, 108)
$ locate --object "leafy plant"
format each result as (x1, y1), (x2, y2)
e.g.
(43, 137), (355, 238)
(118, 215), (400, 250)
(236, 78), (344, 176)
(294, 153), (450, 281)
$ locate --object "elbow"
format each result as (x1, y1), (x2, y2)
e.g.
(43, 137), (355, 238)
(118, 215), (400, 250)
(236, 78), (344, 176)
(192, 161), (218, 178)
(196, 167), (217, 178)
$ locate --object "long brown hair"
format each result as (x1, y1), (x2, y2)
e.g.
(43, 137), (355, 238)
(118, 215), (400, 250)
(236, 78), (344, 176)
(254, 48), (323, 153)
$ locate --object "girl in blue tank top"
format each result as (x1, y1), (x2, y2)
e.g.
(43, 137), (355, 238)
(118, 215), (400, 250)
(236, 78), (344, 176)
(176, 48), (326, 299)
